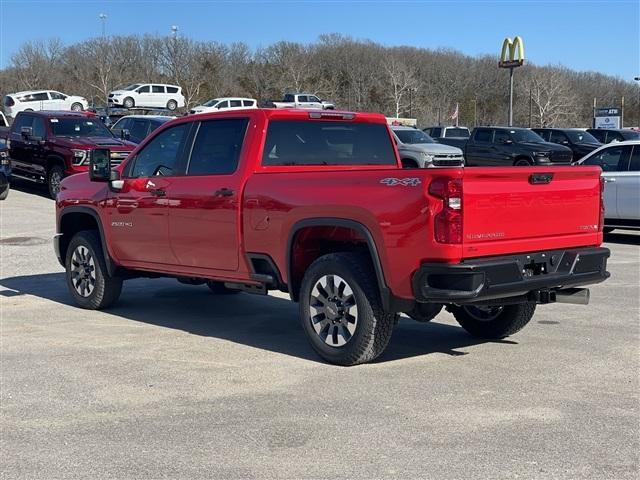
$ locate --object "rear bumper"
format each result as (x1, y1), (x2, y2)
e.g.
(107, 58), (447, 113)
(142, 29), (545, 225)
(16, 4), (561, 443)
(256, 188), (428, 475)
(413, 246), (610, 304)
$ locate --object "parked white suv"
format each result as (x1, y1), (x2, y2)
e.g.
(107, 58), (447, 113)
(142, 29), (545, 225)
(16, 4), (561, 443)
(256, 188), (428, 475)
(108, 83), (185, 111)
(3, 90), (88, 118)
(189, 97), (257, 115)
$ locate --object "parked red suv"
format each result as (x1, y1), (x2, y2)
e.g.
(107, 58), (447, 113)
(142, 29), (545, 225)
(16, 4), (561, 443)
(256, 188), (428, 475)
(55, 109), (610, 365)
(7, 110), (135, 198)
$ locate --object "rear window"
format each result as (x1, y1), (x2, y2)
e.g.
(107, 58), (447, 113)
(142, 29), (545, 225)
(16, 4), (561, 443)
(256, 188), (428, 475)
(444, 128), (469, 138)
(474, 128), (493, 142)
(152, 85), (165, 93)
(166, 86), (179, 94)
(243, 100), (255, 107)
(262, 120), (396, 166)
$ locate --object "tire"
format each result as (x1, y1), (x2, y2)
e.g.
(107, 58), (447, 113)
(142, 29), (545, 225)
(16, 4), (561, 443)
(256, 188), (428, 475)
(206, 280), (240, 295)
(47, 164), (65, 199)
(0, 186), (8, 200)
(123, 97), (135, 109)
(402, 159), (419, 169)
(406, 303), (442, 322)
(299, 252), (397, 366)
(70, 102), (83, 112)
(65, 230), (122, 309)
(166, 99), (178, 111)
(451, 303), (536, 339)
(514, 157), (533, 166)
(603, 227), (615, 234)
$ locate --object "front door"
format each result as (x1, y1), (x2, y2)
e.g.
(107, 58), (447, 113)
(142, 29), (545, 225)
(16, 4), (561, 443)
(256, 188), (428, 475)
(107, 122), (191, 265)
(617, 146), (640, 220)
(167, 117), (249, 271)
(582, 144), (632, 219)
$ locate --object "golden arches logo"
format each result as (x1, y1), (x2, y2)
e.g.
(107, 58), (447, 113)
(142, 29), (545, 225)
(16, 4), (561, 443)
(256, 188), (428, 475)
(499, 36), (525, 68)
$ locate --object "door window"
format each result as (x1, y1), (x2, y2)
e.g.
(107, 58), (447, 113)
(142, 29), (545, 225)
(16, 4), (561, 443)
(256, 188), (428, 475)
(137, 85), (150, 93)
(32, 117), (46, 138)
(129, 119), (150, 143)
(152, 85), (165, 93)
(186, 119), (248, 175)
(216, 100), (229, 109)
(112, 117), (130, 135)
(629, 146), (640, 172)
(494, 130), (511, 144)
(128, 123), (189, 177)
(243, 100), (255, 107)
(297, 95), (308, 103)
(23, 92), (49, 102)
(534, 130), (549, 141)
(473, 128), (492, 142)
(12, 114), (34, 132)
(588, 130), (606, 143)
(550, 130), (569, 144)
(229, 100), (242, 108)
(583, 146), (631, 172)
(166, 86), (179, 94)
(308, 96), (320, 103)
(50, 91), (66, 100)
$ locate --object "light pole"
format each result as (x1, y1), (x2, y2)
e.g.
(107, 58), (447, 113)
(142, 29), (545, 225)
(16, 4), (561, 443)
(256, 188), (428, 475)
(171, 25), (179, 40)
(498, 37), (525, 127)
(634, 76), (640, 127)
(99, 13), (107, 38)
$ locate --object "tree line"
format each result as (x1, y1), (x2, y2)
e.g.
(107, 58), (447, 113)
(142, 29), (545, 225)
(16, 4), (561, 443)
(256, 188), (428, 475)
(1, 33), (638, 128)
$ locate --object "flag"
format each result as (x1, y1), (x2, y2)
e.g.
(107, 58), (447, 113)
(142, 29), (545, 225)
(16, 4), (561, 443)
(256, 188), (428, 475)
(450, 103), (459, 120)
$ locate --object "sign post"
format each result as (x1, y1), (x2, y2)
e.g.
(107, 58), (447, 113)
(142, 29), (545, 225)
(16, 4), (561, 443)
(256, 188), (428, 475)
(499, 36), (525, 127)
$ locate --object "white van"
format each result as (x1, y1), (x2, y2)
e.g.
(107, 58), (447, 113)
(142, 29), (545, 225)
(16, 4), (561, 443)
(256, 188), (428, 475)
(108, 84), (185, 111)
(3, 90), (88, 118)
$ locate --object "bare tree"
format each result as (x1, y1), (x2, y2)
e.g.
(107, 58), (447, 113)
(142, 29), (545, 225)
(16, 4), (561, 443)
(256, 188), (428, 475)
(527, 67), (578, 127)
(384, 54), (419, 118)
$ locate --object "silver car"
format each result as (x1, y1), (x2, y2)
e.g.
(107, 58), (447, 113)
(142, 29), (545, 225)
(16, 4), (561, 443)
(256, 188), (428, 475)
(577, 140), (640, 232)
(391, 126), (464, 168)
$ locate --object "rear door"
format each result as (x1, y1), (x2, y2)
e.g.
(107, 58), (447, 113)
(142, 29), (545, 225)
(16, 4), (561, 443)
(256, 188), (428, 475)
(461, 166), (603, 258)
(616, 146), (640, 221)
(466, 128), (493, 165)
(167, 117), (249, 271)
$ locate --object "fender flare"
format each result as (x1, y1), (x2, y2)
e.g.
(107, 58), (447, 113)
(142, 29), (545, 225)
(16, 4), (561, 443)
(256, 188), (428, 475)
(286, 217), (403, 311)
(58, 206), (117, 276)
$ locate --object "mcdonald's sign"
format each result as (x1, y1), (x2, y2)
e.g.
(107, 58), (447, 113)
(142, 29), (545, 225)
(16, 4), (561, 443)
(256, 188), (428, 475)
(499, 36), (525, 68)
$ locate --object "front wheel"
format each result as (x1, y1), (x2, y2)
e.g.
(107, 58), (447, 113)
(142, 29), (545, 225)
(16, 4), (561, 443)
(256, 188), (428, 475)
(450, 303), (536, 339)
(299, 252), (397, 366)
(70, 102), (83, 111)
(65, 230), (122, 309)
(48, 165), (65, 199)
(123, 97), (135, 109)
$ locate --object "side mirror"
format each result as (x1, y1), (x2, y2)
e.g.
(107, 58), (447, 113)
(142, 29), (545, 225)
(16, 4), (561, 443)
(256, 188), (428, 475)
(21, 126), (33, 139)
(120, 129), (130, 141)
(89, 149), (112, 182)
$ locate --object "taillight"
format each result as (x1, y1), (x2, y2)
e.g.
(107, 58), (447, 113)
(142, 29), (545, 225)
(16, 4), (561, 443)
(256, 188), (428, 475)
(598, 176), (605, 231)
(429, 177), (462, 244)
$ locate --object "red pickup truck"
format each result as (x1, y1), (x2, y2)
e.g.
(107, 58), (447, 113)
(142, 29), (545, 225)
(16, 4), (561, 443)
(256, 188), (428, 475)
(55, 109), (610, 365)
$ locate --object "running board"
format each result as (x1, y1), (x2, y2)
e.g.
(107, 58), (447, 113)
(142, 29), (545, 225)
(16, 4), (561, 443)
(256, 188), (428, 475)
(10, 173), (45, 183)
(223, 282), (267, 295)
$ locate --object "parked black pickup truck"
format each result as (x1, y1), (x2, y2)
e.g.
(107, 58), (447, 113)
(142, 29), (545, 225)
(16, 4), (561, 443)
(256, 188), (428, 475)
(465, 126), (573, 166)
(532, 128), (601, 162)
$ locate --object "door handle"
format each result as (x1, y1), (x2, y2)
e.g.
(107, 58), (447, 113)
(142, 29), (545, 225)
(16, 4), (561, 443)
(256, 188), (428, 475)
(214, 188), (234, 197)
(603, 178), (616, 183)
(150, 188), (166, 196)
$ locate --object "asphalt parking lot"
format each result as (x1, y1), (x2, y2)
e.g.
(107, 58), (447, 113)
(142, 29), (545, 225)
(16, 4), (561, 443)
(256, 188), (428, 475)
(1, 185), (638, 480)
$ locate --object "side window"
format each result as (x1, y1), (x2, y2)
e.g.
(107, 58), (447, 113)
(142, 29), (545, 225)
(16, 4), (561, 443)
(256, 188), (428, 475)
(629, 146), (640, 172)
(583, 146), (631, 172)
(11, 114), (33, 133)
(137, 85), (150, 93)
(534, 130), (549, 141)
(283, 94), (294, 102)
(166, 86), (179, 94)
(243, 100), (255, 107)
(186, 119), (248, 175)
(216, 100), (229, 109)
(129, 123), (189, 178)
(129, 119), (149, 143)
(474, 128), (493, 142)
(152, 85), (165, 93)
(229, 100), (242, 108)
(432, 127), (442, 137)
(32, 117), (46, 138)
(550, 131), (568, 144)
(112, 118), (129, 133)
(588, 130), (606, 143)
(494, 130), (510, 143)
(609, 132), (624, 143)
(308, 96), (320, 103)
(25, 92), (48, 102)
(50, 91), (66, 100)
(297, 95), (308, 103)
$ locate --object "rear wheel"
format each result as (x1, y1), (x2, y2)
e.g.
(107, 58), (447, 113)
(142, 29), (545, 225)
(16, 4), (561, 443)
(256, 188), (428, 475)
(166, 99), (178, 111)
(299, 252), (397, 365)
(450, 303), (536, 339)
(70, 102), (83, 112)
(65, 230), (122, 309)
(47, 165), (65, 199)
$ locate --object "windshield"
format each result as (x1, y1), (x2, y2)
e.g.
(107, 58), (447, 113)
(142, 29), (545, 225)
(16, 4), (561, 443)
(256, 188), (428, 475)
(123, 84), (141, 91)
(394, 129), (435, 144)
(50, 118), (114, 138)
(565, 130), (599, 144)
(510, 129), (545, 143)
(202, 98), (221, 107)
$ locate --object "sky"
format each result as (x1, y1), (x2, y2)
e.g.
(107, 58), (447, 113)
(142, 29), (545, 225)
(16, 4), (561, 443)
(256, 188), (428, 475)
(0, 0), (638, 80)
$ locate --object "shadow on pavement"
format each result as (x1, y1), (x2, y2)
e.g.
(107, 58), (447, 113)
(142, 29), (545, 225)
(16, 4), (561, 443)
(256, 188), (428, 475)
(0, 272), (510, 364)
(9, 178), (52, 200)
(604, 231), (640, 246)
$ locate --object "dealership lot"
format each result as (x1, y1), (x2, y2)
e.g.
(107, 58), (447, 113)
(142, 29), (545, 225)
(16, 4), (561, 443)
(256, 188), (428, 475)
(1, 186), (638, 479)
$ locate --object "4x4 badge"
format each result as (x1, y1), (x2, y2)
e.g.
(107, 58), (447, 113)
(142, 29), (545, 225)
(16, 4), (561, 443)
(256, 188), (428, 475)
(380, 177), (421, 187)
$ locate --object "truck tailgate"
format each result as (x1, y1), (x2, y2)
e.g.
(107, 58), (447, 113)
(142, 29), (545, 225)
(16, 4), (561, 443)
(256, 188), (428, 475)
(461, 167), (602, 258)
